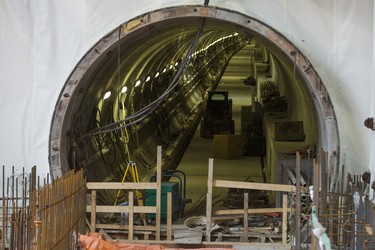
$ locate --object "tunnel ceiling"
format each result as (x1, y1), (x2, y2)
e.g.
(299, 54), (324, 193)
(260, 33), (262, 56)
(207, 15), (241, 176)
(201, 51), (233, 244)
(49, 5), (339, 186)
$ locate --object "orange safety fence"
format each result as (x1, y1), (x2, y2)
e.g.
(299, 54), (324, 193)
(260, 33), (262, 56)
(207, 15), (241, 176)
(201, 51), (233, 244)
(79, 233), (234, 250)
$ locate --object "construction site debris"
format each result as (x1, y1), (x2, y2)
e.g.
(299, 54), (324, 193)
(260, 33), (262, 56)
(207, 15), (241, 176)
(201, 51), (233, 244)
(221, 178), (268, 209)
(184, 216), (220, 231)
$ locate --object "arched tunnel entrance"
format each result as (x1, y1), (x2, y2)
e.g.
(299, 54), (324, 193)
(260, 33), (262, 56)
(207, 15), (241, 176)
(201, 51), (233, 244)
(49, 5), (339, 203)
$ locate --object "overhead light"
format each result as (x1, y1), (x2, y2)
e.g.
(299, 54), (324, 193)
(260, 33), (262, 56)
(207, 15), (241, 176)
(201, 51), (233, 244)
(145, 76), (151, 82)
(169, 65), (173, 69)
(121, 86), (127, 93)
(162, 68), (167, 73)
(174, 62), (179, 67)
(135, 80), (141, 87)
(103, 91), (111, 100)
(154, 72), (160, 78)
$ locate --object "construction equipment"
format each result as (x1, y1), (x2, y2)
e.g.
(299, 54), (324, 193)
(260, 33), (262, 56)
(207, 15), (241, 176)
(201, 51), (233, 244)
(200, 91), (235, 138)
(112, 161), (146, 224)
(148, 169), (191, 220)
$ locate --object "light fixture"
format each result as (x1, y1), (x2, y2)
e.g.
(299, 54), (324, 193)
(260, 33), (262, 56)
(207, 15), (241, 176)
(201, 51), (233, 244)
(135, 80), (141, 87)
(162, 68), (167, 73)
(174, 62), (179, 67)
(169, 65), (173, 69)
(103, 91), (111, 100)
(154, 72), (160, 78)
(121, 86), (127, 93)
(145, 76), (151, 82)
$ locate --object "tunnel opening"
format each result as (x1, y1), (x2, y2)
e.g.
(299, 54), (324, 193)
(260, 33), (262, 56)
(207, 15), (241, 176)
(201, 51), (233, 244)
(49, 5), (339, 206)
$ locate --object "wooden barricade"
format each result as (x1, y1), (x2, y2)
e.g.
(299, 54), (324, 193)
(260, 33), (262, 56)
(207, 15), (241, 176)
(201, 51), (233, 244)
(205, 158), (295, 248)
(86, 146), (173, 242)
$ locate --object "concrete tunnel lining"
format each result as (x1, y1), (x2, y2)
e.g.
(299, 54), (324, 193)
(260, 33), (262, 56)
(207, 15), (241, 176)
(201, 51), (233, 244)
(49, 5), (339, 188)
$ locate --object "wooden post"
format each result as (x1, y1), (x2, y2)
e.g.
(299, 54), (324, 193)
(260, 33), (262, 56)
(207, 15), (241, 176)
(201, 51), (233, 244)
(156, 146), (162, 241)
(206, 158), (213, 242)
(295, 151), (301, 250)
(10, 202), (14, 250)
(128, 191), (134, 240)
(282, 193), (287, 244)
(167, 192), (172, 241)
(90, 190), (97, 232)
(243, 192), (249, 242)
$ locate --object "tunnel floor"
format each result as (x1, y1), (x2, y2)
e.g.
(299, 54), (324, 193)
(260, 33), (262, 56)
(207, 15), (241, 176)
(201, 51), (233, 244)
(177, 44), (264, 217)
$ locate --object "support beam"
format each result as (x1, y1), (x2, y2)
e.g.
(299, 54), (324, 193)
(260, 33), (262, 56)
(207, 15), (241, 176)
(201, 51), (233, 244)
(206, 158), (214, 242)
(156, 146), (162, 241)
(128, 191), (134, 240)
(243, 192), (249, 242)
(90, 190), (97, 232)
(213, 180), (296, 192)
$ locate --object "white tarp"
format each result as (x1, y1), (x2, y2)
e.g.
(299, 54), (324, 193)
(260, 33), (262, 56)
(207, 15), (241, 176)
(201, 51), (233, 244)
(0, 0), (374, 187)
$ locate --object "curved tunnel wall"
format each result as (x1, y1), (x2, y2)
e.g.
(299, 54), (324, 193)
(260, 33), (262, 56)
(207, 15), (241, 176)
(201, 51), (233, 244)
(49, 5), (339, 188)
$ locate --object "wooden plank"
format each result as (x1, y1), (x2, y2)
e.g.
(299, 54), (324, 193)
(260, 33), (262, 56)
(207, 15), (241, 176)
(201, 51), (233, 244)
(90, 190), (97, 232)
(206, 158), (214, 242)
(213, 207), (293, 215)
(40, 184), (46, 249)
(128, 192), (133, 240)
(167, 192), (172, 241)
(9, 202), (14, 250)
(156, 146), (162, 241)
(213, 180), (296, 192)
(96, 224), (157, 231)
(282, 194), (287, 244)
(86, 205), (156, 214)
(243, 192), (249, 242)
(295, 151), (301, 250)
(86, 182), (157, 190)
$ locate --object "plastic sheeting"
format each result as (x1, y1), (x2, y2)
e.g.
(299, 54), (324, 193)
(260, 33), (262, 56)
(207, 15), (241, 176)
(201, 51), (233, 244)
(79, 233), (234, 250)
(0, 0), (374, 189)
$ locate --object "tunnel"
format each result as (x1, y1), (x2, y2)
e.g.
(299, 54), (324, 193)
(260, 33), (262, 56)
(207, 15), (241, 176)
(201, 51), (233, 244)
(49, 5), (339, 202)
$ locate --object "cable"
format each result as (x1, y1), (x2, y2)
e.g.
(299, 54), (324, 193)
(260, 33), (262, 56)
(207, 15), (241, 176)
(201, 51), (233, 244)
(78, 18), (207, 141)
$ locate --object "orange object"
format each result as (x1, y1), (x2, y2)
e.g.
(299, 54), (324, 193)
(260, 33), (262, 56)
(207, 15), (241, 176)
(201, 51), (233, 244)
(79, 233), (235, 250)
(264, 212), (280, 218)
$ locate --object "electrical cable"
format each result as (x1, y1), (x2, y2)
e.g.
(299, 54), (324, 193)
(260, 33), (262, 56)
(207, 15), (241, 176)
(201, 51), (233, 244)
(78, 18), (207, 141)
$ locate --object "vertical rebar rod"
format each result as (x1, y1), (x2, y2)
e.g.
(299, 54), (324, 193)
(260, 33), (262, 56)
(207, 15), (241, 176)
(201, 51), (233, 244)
(6, 177), (9, 245)
(295, 151), (301, 250)
(2, 165), (5, 250)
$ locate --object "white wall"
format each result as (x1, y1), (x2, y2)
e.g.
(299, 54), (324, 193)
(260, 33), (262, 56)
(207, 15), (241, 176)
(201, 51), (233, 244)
(0, 0), (374, 185)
